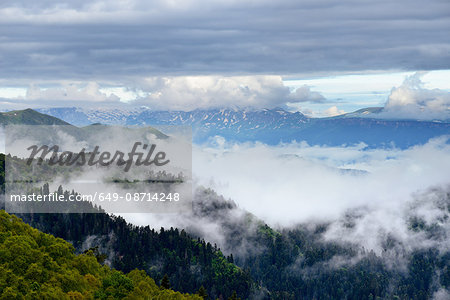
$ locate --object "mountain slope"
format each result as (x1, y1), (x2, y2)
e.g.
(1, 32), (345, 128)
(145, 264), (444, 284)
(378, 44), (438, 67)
(127, 108), (450, 147)
(11, 183), (450, 299)
(0, 210), (201, 299)
(175, 187), (450, 299)
(0, 108), (72, 125)
(37, 107), (145, 126)
(15, 200), (252, 300)
(295, 117), (449, 148)
(329, 107), (384, 118)
(0, 153), (251, 299)
(0, 109), (168, 145)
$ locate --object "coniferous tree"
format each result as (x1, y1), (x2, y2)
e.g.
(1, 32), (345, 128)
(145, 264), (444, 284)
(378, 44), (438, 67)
(228, 291), (239, 300)
(161, 274), (171, 289)
(197, 286), (208, 299)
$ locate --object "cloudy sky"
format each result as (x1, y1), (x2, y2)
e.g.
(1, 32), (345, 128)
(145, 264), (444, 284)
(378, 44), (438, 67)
(0, 0), (449, 116)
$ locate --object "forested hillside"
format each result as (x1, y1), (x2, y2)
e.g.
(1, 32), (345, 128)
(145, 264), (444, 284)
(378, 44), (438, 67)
(0, 210), (202, 299)
(1, 153), (449, 299)
(18, 204), (252, 299)
(0, 153), (251, 299)
(174, 188), (450, 299)
(9, 183), (450, 299)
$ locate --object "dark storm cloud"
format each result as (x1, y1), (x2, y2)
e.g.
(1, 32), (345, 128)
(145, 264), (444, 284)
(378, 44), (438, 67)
(0, 0), (449, 80)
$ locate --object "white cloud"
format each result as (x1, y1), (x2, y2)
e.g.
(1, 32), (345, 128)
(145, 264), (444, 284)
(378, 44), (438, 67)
(25, 82), (118, 103)
(192, 136), (450, 227)
(133, 75), (326, 110)
(433, 289), (450, 300)
(0, 76), (326, 110)
(100, 87), (147, 102)
(0, 82), (129, 108)
(288, 85), (325, 103)
(323, 105), (345, 117)
(381, 72), (450, 120)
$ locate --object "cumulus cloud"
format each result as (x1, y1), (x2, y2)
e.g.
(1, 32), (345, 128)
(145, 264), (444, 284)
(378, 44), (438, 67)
(0, 82), (130, 108)
(132, 75), (326, 110)
(380, 72), (450, 120)
(0, 76), (327, 110)
(288, 85), (326, 103)
(26, 82), (118, 102)
(323, 105), (345, 117)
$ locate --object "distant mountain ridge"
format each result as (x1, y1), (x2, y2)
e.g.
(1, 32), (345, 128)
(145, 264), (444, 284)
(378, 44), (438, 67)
(330, 107), (384, 118)
(0, 108), (71, 125)
(0, 109), (168, 149)
(35, 107), (450, 148)
(37, 106), (309, 128)
(37, 107), (146, 126)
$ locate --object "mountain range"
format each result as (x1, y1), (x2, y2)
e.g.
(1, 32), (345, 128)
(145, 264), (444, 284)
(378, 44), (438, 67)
(37, 107), (450, 148)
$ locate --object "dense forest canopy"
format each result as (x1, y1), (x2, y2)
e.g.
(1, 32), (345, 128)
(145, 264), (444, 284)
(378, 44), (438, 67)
(0, 210), (203, 299)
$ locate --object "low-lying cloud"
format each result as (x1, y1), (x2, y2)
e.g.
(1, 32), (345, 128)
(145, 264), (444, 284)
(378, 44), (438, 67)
(123, 135), (450, 256)
(193, 136), (450, 227)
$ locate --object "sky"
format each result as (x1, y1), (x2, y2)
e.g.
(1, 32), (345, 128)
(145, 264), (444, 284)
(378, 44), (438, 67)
(0, 0), (449, 117)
